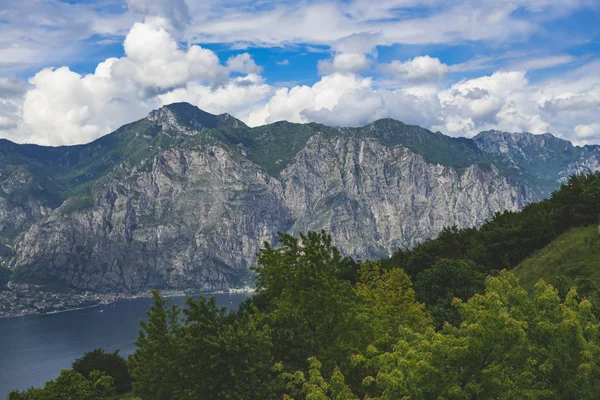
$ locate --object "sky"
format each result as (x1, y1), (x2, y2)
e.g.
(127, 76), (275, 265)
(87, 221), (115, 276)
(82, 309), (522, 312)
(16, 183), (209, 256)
(0, 0), (599, 146)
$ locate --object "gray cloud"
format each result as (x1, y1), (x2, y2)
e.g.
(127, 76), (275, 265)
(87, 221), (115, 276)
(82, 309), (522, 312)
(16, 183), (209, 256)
(461, 88), (490, 100)
(0, 0), (133, 73)
(127, 0), (191, 30)
(185, 0), (592, 48)
(0, 78), (25, 99)
(0, 78), (25, 132)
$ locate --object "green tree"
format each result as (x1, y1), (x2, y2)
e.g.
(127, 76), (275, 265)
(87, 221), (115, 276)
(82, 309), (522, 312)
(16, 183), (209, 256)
(210, 308), (276, 399)
(252, 231), (357, 370)
(178, 294), (277, 399)
(552, 172), (600, 231)
(128, 290), (187, 400)
(413, 258), (485, 327)
(129, 291), (278, 400)
(72, 348), (131, 394)
(279, 357), (358, 400)
(355, 261), (430, 348)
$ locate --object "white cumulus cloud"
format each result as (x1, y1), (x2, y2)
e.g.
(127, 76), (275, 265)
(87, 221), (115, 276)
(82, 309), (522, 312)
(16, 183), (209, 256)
(21, 65), (155, 145)
(115, 18), (227, 93)
(381, 56), (449, 82)
(317, 53), (371, 75)
(227, 53), (263, 74)
(246, 73), (438, 128)
(574, 123), (600, 145)
(432, 67), (600, 143)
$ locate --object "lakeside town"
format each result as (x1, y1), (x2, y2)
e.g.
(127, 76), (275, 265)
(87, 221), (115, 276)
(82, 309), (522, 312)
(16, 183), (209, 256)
(0, 282), (255, 318)
(0, 283), (132, 318)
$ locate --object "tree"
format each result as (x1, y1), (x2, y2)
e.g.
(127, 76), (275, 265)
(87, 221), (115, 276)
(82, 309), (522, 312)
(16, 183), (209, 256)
(355, 261), (430, 348)
(552, 172), (600, 231)
(72, 348), (131, 394)
(176, 294), (226, 399)
(128, 290), (188, 400)
(129, 291), (278, 400)
(413, 258), (485, 327)
(279, 357), (358, 400)
(252, 231), (358, 370)
(210, 308), (276, 399)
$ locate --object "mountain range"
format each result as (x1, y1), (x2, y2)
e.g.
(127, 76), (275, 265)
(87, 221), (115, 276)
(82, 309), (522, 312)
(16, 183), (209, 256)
(1, 102), (598, 292)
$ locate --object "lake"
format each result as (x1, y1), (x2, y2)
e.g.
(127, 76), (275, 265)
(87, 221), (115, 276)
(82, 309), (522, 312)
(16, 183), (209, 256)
(0, 292), (252, 398)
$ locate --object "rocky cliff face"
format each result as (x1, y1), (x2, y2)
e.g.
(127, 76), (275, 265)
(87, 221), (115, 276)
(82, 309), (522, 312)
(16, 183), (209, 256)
(281, 135), (530, 257)
(2, 103), (597, 291)
(14, 145), (291, 291)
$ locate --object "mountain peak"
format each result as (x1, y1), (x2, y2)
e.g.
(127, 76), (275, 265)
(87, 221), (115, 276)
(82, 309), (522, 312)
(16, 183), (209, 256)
(148, 102), (247, 133)
(216, 112), (248, 129)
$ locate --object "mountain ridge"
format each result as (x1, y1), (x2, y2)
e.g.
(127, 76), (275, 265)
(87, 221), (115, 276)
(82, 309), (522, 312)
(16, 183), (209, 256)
(1, 102), (599, 292)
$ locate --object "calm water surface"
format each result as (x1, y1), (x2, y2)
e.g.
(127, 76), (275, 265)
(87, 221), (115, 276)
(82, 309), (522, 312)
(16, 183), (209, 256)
(0, 292), (251, 398)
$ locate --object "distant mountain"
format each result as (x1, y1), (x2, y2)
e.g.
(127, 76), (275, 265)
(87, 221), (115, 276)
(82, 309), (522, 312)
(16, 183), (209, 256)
(1, 102), (599, 292)
(474, 130), (600, 182)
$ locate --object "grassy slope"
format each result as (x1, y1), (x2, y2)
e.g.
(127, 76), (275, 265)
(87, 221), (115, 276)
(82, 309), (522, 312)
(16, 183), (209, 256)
(513, 225), (600, 288)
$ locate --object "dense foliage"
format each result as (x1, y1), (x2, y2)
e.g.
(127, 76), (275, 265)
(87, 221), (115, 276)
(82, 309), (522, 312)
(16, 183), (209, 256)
(127, 293), (275, 399)
(72, 349), (131, 394)
(7, 370), (114, 400)
(8, 172), (600, 400)
(413, 258), (485, 327)
(125, 232), (428, 400)
(285, 272), (600, 400)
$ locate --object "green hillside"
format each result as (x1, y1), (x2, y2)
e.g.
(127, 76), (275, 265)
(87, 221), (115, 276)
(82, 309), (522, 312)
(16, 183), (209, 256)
(514, 225), (600, 288)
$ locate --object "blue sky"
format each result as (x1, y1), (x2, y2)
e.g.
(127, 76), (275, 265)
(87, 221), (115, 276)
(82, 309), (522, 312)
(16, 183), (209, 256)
(0, 0), (599, 146)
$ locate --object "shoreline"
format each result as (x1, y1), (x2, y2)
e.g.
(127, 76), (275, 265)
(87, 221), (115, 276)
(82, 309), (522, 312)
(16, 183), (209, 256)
(0, 287), (255, 319)
(0, 303), (103, 319)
